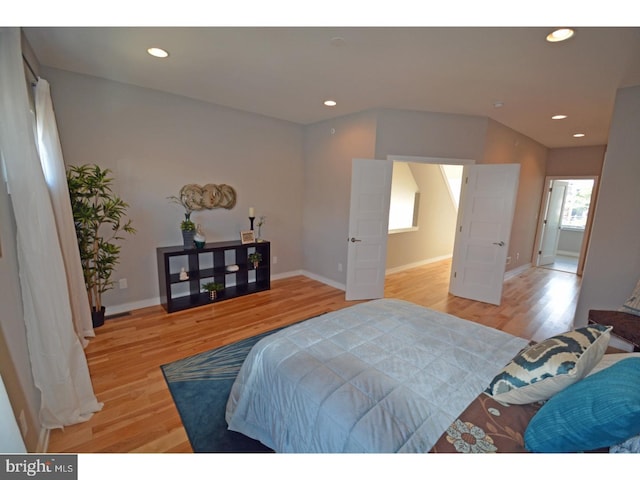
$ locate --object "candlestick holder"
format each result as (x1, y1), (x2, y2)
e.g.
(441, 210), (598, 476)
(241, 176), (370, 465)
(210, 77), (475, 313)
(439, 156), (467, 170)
(249, 216), (255, 231)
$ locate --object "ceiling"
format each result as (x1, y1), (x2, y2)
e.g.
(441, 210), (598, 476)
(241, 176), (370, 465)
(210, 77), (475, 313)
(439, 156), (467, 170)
(22, 26), (640, 148)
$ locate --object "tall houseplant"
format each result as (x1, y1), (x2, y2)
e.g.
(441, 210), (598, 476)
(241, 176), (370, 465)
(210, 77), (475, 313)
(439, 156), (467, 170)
(67, 164), (136, 327)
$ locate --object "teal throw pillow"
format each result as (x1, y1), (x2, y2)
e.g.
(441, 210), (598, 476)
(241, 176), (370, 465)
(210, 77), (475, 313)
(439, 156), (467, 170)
(524, 357), (640, 453)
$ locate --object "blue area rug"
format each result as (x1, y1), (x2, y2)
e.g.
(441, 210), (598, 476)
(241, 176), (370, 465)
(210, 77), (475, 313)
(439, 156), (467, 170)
(161, 327), (287, 452)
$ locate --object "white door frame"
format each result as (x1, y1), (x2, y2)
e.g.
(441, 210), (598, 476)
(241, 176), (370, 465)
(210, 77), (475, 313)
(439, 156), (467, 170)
(532, 175), (599, 276)
(389, 155), (475, 167)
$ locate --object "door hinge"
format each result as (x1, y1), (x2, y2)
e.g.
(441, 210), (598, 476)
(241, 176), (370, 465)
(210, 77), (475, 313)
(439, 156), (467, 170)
(538, 250), (542, 255)
(453, 271), (457, 278)
(459, 225), (462, 233)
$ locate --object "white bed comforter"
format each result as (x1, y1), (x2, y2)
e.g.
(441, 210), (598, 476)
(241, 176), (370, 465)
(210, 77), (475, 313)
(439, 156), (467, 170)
(225, 298), (529, 453)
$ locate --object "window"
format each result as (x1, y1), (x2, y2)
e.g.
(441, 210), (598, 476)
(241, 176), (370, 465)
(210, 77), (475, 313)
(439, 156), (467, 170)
(560, 179), (594, 230)
(388, 162), (419, 232)
(439, 164), (463, 212)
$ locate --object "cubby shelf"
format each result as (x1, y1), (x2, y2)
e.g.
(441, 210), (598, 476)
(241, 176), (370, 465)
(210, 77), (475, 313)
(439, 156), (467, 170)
(156, 240), (270, 313)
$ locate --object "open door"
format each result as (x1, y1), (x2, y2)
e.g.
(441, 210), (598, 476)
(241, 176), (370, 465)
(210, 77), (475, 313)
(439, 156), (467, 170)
(537, 180), (568, 266)
(345, 158), (393, 301)
(449, 164), (520, 305)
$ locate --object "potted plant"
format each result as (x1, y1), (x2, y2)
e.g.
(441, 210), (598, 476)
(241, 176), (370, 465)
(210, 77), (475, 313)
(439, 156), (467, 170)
(248, 251), (262, 269)
(255, 215), (266, 242)
(168, 190), (196, 247)
(66, 164), (136, 328)
(202, 282), (224, 300)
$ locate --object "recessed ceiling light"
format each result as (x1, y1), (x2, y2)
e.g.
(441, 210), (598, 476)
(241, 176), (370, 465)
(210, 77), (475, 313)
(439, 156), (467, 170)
(493, 101), (504, 108)
(147, 47), (169, 58)
(546, 28), (575, 43)
(552, 114), (568, 120)
(573, 133), (585, 138)
(324, 100), (337, 107)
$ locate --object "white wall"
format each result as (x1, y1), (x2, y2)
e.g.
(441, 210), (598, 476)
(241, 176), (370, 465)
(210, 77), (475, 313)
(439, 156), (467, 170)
(574, 85), (640, 325)
(302, 111), (378, 285)
(44, 67), (305, 313)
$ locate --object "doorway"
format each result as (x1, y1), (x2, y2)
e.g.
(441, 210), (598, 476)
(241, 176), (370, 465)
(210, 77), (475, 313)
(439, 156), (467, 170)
(384, 157), (470, 280)
(346, 156), (472, 301)
(383, 157), (519, 305)
(534, 176), (598, 275)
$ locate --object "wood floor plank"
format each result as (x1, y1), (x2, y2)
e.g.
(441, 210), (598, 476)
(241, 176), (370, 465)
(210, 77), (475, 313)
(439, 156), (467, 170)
(47, 261), (581, 453)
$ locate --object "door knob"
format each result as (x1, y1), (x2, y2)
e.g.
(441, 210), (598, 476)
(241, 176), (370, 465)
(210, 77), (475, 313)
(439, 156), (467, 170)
(350, 237), (362, 243)
(493, 241), (505, 246)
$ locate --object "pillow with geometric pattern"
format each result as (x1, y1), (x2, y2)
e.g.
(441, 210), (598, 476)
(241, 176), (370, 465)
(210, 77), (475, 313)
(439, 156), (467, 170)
(485, 324), (612, 405)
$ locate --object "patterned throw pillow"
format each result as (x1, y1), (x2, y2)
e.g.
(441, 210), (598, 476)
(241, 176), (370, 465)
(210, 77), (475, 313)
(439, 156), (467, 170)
(620, 278), (640, 316)
(485, 324), (612, 405)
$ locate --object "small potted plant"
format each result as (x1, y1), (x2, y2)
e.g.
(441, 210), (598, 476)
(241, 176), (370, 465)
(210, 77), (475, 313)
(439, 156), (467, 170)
(168, 190), (196, 247)
(202, 282), (224, 300)
(248, 251), (262, 269)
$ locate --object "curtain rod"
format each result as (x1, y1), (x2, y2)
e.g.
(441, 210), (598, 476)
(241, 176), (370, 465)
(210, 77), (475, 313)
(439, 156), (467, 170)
(22, 53), (38, 85)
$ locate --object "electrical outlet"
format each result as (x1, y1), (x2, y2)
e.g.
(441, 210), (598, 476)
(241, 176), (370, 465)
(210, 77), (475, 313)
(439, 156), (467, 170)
(338, 263), (343, 272)
(506, 256), (511, 265)
(273, 256), (278, 264)
(119, 278), (128, 289)
(516, 252), (520, 261)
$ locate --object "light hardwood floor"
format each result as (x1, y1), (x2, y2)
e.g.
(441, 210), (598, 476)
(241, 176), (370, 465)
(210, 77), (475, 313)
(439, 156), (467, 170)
(47, 259), (581, 453)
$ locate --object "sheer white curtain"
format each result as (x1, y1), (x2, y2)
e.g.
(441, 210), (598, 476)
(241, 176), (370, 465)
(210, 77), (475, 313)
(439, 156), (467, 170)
(35, 77), (95, 344)
(0, 27), (102, 428)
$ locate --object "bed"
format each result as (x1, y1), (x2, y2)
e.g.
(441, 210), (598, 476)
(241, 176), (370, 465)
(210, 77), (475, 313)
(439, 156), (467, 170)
(225, 298), (640, 453)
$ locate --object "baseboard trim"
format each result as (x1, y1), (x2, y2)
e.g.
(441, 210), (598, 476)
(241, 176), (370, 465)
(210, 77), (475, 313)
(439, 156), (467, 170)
(504, 263), (532, 281)
(385, 254), (452, 275)
(299, 270), (346, 291)
(556, 250), (580, 258)
(104, 297), (161, 316)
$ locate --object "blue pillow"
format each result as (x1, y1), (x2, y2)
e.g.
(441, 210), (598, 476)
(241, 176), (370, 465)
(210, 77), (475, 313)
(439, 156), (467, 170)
(524, 357), (640, 452)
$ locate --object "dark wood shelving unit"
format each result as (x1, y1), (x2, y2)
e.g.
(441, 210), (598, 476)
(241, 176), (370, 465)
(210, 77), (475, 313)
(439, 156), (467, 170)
(156, 240), (270, 313)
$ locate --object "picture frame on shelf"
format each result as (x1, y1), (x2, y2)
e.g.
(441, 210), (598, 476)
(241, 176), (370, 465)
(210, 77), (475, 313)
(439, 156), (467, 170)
(240, 230), (255, 244)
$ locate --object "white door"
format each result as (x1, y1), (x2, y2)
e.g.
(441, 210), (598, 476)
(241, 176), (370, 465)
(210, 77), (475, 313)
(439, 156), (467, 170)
(537, 180), (568, 266)
(449, 164), (520, 305)
(345, 158), (393, 301)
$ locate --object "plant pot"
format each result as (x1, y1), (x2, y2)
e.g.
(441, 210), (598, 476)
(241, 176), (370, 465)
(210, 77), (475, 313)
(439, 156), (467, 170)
(209, 290), (217, 301)
(91, 306), (106, 328)
(182, 230), (195, 248)
(253, 261), (259, 269)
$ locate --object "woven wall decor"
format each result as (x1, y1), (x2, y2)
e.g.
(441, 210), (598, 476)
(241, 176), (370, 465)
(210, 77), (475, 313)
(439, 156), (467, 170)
(178, 183), (237, 211)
